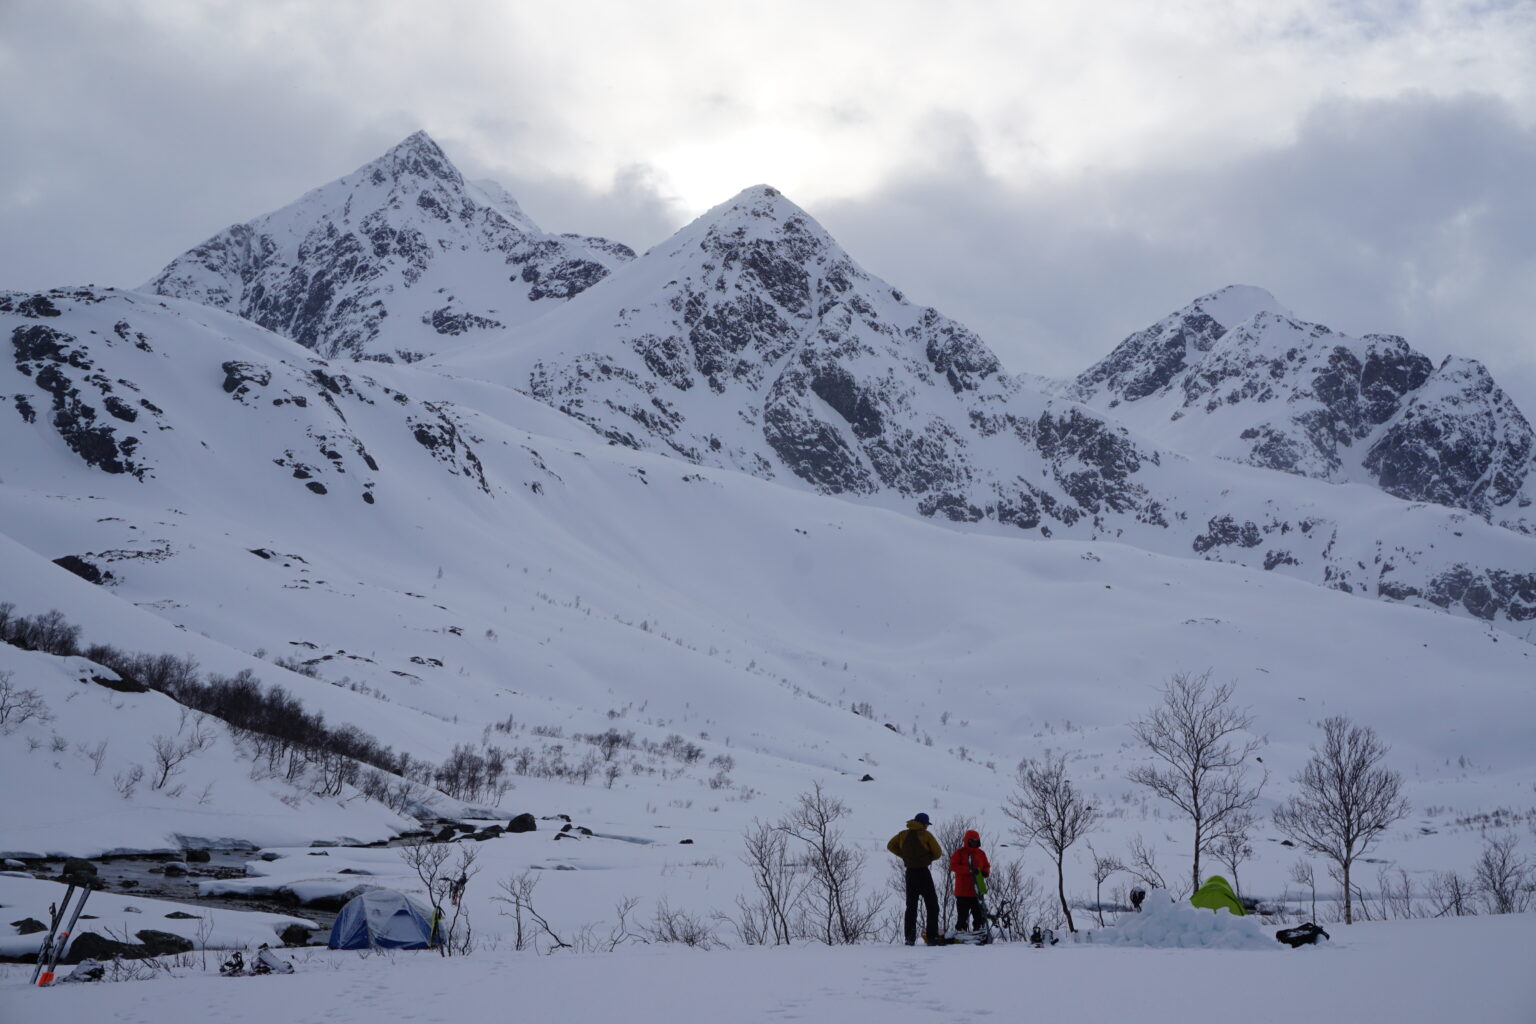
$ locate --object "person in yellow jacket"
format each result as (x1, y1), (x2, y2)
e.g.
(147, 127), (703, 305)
(887, 812), (944, 945)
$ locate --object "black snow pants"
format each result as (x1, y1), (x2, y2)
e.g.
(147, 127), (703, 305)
(904, 866), (939, 943)
(956, 895), (986, 931)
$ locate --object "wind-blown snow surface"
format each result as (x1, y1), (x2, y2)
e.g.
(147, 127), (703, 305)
(2, 914), (1533, 1024)
(1, 285), (1532, 900)
(145, 132), (634, 362)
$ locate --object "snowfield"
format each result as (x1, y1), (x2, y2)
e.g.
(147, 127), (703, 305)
(3, 911), (1533, 1024)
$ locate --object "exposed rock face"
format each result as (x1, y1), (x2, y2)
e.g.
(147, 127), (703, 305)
(6, 295), (163, 480)
(1364, 358), (1535, 531)
(2, 286), (506, 517)
(1072, 285), (1286, 404)
(1072, 290), (1535, 536)
(146, 132), (634, 361)
(454, 186), (1163, 536)
(437, 194), (1536, 630)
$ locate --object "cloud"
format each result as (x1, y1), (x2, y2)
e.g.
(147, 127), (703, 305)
(1, 2), (1532, 414)
(815, 92), (1536, 415)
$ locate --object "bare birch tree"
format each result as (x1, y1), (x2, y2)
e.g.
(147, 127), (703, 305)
(1127, 670), (1264, 894)
(1084, 841), (1124, 926)
(1003, 753), (1097, 932)
(1272, 716), (1408, 924)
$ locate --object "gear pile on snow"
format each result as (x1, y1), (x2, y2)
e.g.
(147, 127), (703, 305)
(1276, 922), (1331, 948)
(221, 945), (295, 976)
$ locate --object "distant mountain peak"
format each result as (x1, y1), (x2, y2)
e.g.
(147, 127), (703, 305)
(360, 130), (462, 189)
(145, 133), (633, 360)
(1070, 285), (1289, 405)
(661, 183), (835, 261)
(1183, 285), (1289, 331)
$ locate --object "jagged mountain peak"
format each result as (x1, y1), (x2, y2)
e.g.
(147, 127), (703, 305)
(1068, 286), (1536, 534)
(1071, 285), (1291, 406)
(657, 183), (840, 265)
(1180, 285), (1290, 333)
(363, 130), (461, 189)
(146, 133), (634, 361)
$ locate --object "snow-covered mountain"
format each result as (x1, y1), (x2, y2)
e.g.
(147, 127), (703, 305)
(4, 286), (1533, 872)
(432, 193), (1536, 631)
(145, 132), (635, 362)
(1071, 287), (1536, 536)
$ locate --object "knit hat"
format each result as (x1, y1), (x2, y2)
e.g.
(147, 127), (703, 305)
(913, 812), (930, 824)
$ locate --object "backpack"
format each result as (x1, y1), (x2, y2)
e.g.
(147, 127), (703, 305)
(902, 828), (930, 865)
(1276, 922), (1330, 948)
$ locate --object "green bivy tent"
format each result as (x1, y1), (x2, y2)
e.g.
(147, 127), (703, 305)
(1190, 875), (1244, 916)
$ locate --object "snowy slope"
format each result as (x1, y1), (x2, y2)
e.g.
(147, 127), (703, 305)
(1072, 289), (1536, 536)
(0, 642), (414, 857)
(3, 285), (1533, 890)
(145, 132), (635, 362)
(2, 905), (1533, 1024)
(432, 194), (1536, 631)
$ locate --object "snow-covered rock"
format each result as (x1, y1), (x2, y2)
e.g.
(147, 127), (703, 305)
(145, 132), (635, 362)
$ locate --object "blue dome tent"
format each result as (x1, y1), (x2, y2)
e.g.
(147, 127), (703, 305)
(327, 889), (436, 950)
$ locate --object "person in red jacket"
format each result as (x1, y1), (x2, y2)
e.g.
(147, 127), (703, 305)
(950, 829), (991, 932)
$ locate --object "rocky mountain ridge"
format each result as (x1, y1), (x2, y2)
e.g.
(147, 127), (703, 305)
(93, 136), (1536, 631)
(433, 193), (1536, 631)
(1071, 288), (1535, 536)
(146, 132), (634, 363)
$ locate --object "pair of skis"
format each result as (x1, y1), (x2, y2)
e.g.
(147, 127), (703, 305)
(30, 882), (93, 986)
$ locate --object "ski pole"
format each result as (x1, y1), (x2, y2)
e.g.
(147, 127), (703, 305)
(38, 884), (91, 986)
(29, 883), (75, 986)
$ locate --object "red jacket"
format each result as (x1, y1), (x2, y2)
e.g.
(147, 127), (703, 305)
(950, 831), (990, 898)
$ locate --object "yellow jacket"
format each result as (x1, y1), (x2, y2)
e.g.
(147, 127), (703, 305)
(887, 820), (943, 867)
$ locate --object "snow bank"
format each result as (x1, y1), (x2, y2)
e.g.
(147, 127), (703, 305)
(1098, 889), (1276, 950)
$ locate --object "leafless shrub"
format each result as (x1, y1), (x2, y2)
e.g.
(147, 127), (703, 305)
(1127, 670), (1265, 895)
(1289, 859), (1318, 921)
(1272, 716), (1409, 924)
(113, 763), (145, 799)
(1085, 841), (1124, 926)
(777, 783), (887, 944)
(1426, 870), (1476, 918)
(0, 671), (51, 733)
(1376, 865), (1419, 920)
(1126, 834), (1181, 899)
(644, 899), (722, 949)
(150, 718), (214, 790)
(399, 840), (479, 955)
(1004, 753), (1098, 931)
(739, 818), (804, 945)
(1474, 831), (1533, 915)
(933, 816), (972, 929)
(983, 857), (1046, 941)
(1210, 813), (1257, 901)
(80, 739), (109, 775)
(494, 869), (570, 952)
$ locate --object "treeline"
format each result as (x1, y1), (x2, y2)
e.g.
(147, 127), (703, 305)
(0, 603), (713, 809)
(0, 602), (422, 799)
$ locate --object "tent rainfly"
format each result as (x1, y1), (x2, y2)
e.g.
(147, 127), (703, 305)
(328, 889), (436, 949)
(1189, 875), (1245, 916)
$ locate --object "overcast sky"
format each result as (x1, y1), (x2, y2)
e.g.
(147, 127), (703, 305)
(4, 0), (1534, 409)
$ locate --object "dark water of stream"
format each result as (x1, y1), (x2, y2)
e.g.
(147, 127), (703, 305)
(12, 850), (340, 940)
